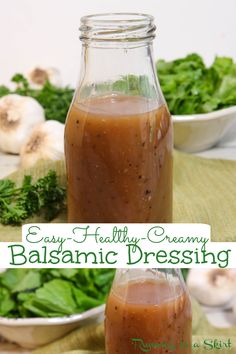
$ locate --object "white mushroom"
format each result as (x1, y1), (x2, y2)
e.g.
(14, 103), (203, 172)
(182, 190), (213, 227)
(27, 67), (62, 88)
(20, 120), (65, 168)
(186, 269), (236, 307)
(0, 94), (45, 154)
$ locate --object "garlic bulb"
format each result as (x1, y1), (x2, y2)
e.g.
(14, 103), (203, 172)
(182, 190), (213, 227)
(20, 120), (65, 168)
(187, 269), (236, 307)
(27, 67), (62, 88)
(0, 94), (45, 154)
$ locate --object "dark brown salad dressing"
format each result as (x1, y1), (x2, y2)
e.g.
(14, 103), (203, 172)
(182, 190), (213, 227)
(105, 279), (192, 354)
(65, 94), (172, 222)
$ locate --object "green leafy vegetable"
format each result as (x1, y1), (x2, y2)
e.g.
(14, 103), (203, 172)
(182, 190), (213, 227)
(112, 74), (156, 98)
(0, 269), (29, 291)
(181, 269), (189, 281)
(0, 268), (115, 318)
(0, 85), (10, 97)
(73, 287), (102, 311)
(23, 280), (80, 317)
(0, 288), (15, 316)
(157, 53), (236, 114)
(0, 170), (66, 225)
(12, 271), (41, 293)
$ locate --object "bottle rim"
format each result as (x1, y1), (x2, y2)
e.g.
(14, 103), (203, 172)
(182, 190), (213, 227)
(79, 13), (156, 44)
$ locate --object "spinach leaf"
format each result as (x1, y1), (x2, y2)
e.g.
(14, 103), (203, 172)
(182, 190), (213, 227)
(12, 271), (41, 293)
(24, 279), (78, 316)
(0, 269), (115, 318)
(0, 288), (15, 316)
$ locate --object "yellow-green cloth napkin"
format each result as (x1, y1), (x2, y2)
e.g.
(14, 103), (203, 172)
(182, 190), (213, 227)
(0, 151), (236, 241)
(32, 300), (236, 354)
(173, 152), (236, 241)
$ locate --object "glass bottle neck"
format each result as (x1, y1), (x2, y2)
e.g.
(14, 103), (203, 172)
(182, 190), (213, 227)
(77, 43), (163, 105)
(113, 268), (186, 290)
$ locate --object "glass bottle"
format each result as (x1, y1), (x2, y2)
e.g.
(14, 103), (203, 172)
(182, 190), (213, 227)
(105, 268), (192, 354)
(65, 13), (173, 223)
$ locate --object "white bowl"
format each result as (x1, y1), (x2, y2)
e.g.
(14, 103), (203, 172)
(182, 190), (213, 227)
(173, 106), (236, 153)
(0, 304), (105, 349)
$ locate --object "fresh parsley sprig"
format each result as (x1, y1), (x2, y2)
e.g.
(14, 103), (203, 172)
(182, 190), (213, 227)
(0, 171), (66, 225)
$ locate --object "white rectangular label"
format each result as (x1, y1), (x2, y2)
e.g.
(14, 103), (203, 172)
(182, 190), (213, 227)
(0, 223), (234, 268)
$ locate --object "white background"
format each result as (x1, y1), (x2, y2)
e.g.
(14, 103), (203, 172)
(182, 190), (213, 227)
(1, 0), (236, 87)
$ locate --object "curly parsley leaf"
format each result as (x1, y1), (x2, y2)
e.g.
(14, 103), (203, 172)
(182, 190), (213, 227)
(0, 171), (66, 225)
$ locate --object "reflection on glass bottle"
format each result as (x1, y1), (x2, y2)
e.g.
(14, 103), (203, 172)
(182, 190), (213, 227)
(65, 13), (173, 223)
(105, 269), (192, 354)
